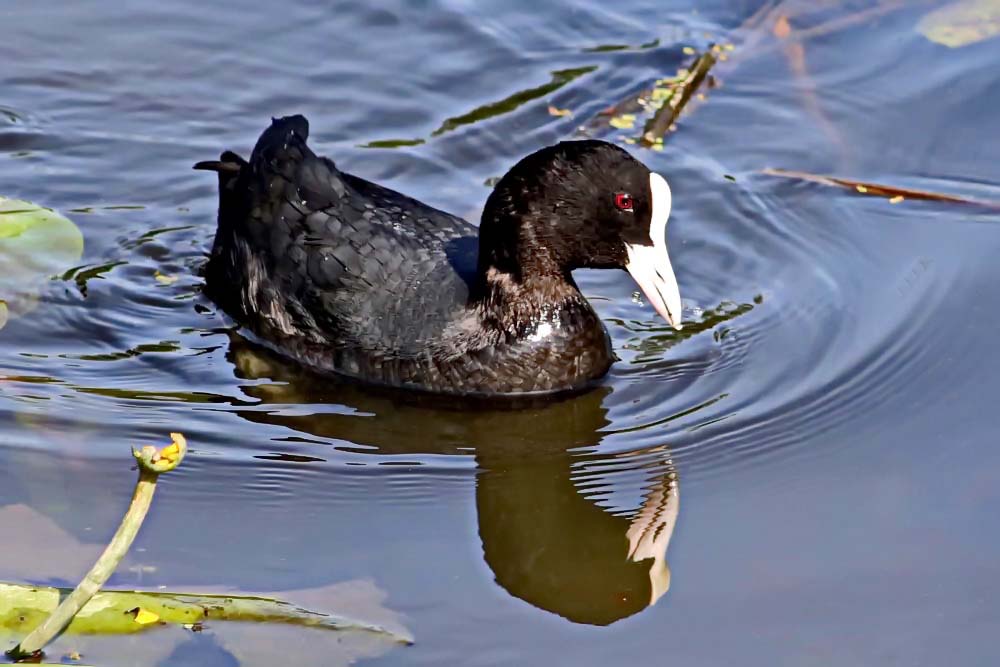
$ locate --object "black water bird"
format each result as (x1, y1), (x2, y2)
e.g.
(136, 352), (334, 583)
(196, 115), (681, 396)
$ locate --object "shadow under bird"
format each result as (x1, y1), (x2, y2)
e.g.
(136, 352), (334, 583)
(196, 115), (681, 396)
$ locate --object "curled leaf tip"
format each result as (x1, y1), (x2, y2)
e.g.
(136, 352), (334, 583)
(133, 432), (187, 473)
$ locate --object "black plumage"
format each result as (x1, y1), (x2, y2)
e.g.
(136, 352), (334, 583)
(197, 115), (676, 396)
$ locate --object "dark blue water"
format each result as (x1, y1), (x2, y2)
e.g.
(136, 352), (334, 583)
(2, 1), (1000, 665)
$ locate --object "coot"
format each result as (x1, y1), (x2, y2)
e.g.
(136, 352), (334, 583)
(196, 115), (681, 396)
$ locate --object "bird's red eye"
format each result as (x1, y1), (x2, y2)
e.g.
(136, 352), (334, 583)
(614, 193), (633, 212)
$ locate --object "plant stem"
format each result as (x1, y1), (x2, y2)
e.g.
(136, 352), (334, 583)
(7, 434), (185, 660)
(760, 168), (1000, 209)
(640, 49), (717, 146)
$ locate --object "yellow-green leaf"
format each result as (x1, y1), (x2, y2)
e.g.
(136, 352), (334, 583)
(918, 0), (1000, 48)
(651, 87), (673, 102)
(609, 114), (636, 130)
(0, 582), (409, 641)
(1, 580), (410, 666)
(0, 197), (83, 327)
(153, 270), (177, 285)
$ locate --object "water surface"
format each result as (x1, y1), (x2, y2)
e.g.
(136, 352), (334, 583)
(2, 1), (1000, 664)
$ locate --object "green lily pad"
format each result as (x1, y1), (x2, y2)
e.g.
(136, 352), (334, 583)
(918, 0), (1000, 48)
(0, 197), (84, 328)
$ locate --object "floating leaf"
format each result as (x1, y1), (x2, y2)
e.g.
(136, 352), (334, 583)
(1, 581), (410, 666)
(609, 114), (636, 129)
(0, 198), (84, 281)
(0, 504), (409, 664)
(0, 197), (84, 328)
(153, 270), (177, 285)
(0, 582), (409, 641)
(650, 87), (673, 103)
(547, 105), (572, 117)
(918, 0), (1000, 48)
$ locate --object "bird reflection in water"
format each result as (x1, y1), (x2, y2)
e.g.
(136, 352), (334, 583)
(478, 445), (677, 625)
(228, 334), (680, 625)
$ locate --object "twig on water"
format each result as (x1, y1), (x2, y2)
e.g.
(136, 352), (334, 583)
(761, 168), (1000, 209)
(640, 50), (718, 147)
